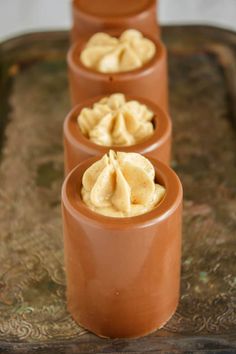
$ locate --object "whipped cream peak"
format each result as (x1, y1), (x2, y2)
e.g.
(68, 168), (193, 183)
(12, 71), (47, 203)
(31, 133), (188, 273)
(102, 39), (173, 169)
(78, 93), (154, 147)
(80, 29), (156, 73)
(81, 151), (166, 217)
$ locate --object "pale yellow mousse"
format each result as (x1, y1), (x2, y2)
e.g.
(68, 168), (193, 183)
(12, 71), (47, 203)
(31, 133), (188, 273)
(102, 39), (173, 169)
(78, 93), (154, 147)
(81, 151), (166, 217)
(80, 29), (156, 73)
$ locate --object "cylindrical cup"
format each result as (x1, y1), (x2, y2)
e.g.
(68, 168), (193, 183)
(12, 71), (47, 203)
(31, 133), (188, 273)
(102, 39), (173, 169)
(62, 157), (183, 339)
(63, 95), (172, 174)
(71, 0), (160, 43)
(67, 31), (168, 111)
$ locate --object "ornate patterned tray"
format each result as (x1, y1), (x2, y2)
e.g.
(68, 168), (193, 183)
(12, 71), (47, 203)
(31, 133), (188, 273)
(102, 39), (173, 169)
(0, 26), (236, 353)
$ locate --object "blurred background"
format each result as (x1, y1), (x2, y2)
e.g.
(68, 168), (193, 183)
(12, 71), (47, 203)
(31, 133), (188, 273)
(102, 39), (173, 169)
(0, 0), (236, 41)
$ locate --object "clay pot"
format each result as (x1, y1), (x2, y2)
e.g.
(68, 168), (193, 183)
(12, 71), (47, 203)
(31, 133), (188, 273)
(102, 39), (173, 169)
(67, 31), (168, 112)
(71, 0), (160, 43)
(63, 95), (172, 174)
(62, 156), (183, 339)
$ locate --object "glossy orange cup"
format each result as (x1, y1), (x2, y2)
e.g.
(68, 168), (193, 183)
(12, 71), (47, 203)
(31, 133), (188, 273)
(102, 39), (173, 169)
(63, 95), (172, 174)
(62, 157), (183, 338)
(67, 31), (168, 112)
(71, 0), (160, 43)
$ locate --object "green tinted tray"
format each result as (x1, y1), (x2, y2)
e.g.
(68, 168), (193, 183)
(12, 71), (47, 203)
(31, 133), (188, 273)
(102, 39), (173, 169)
(0, 26), (236, 353)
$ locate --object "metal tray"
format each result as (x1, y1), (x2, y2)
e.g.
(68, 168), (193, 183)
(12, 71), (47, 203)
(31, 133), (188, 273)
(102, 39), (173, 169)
(0, 26), (236, 353)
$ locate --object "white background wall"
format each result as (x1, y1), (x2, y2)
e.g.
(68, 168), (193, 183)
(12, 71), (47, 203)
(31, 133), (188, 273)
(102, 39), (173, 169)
(0, 0), (236, 42)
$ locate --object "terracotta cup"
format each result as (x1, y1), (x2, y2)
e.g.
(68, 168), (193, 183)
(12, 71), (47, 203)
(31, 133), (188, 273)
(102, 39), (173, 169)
(62, 156), (183, 339)
(67, 31), (168, 112)
(63, 95), (172, 175)
(71, 0), (160, 43)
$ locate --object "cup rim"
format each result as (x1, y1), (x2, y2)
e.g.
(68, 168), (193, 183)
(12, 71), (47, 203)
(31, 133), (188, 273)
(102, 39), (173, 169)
(72, 0), (156, 22)
(67, 29), (165, 81)
(62, 155), (183, 229)
(64, 94), (172, 156)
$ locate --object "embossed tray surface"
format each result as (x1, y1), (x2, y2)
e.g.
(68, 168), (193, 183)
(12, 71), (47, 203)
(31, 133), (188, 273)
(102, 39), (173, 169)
(0, 26), (236, 353)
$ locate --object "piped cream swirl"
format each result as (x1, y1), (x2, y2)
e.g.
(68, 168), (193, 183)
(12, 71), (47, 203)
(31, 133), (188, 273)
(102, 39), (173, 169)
(78, 93), (154, 146)
(80, 29), (156, 73)
(81, 151), (166, 217)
